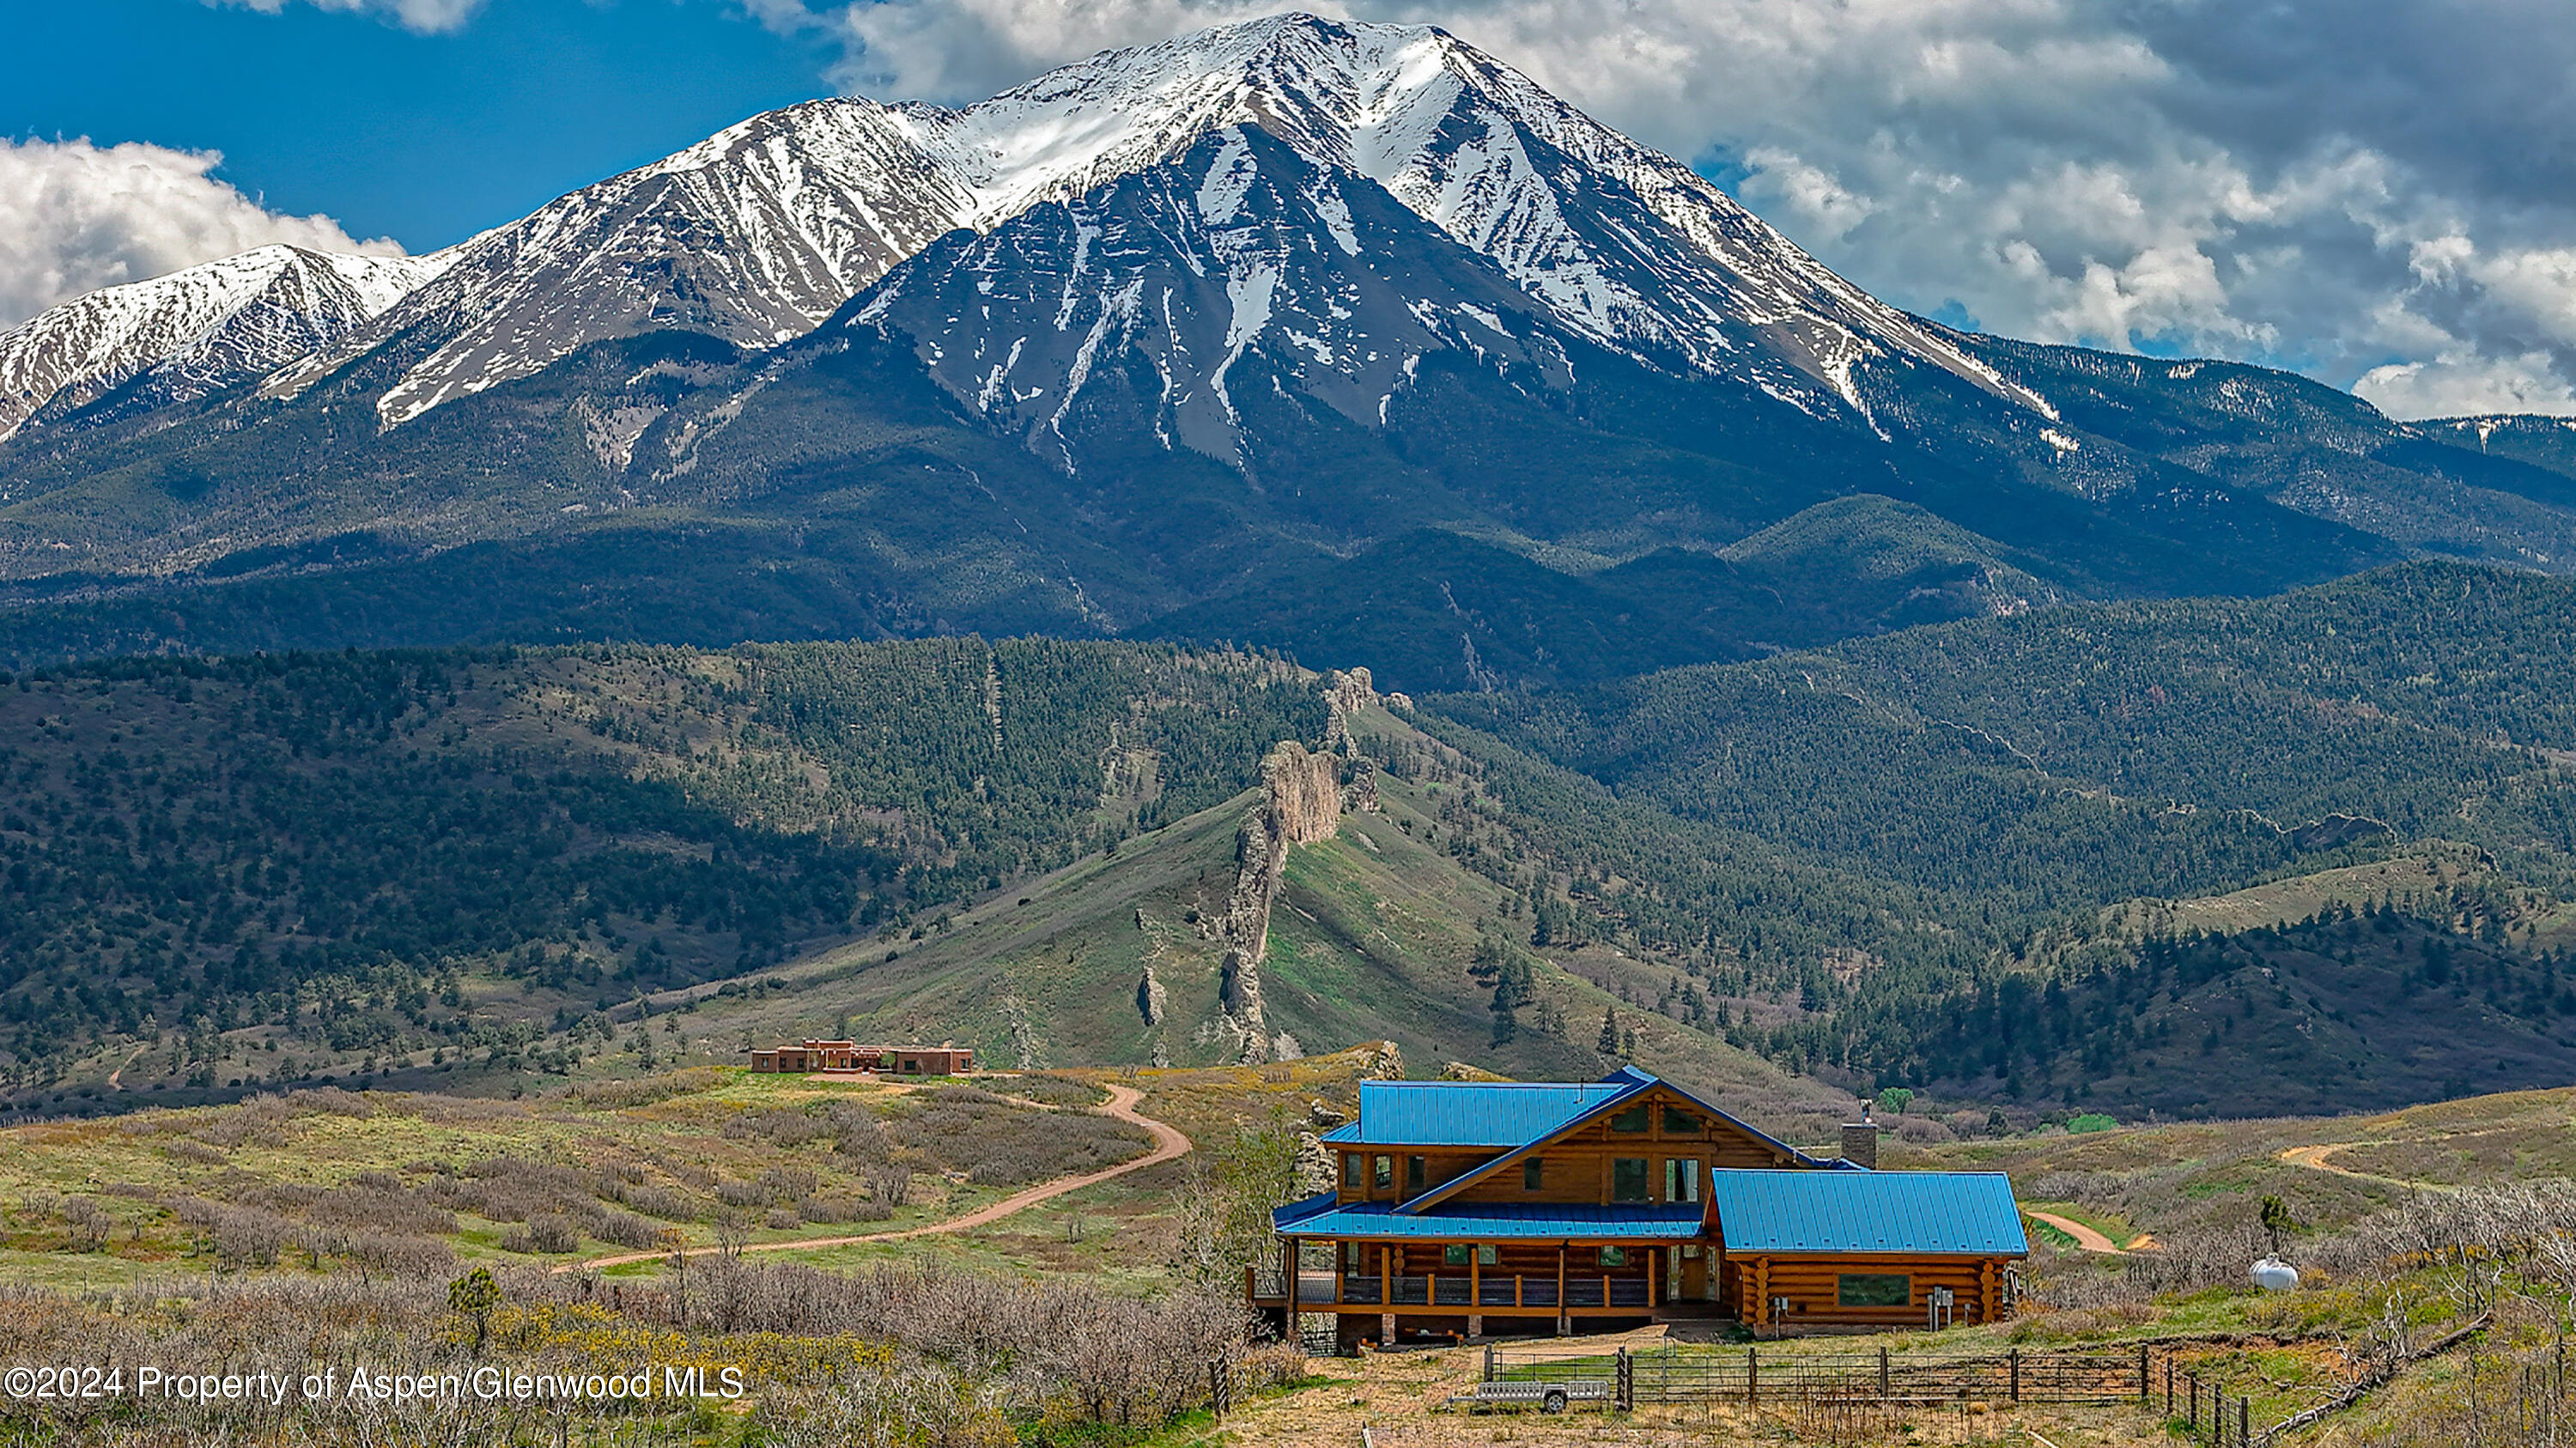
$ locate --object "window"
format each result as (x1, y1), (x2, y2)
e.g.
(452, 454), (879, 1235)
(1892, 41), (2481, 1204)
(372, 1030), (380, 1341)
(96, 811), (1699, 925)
(1406, 1155), (1426, 1192)
(1838, 1274), (1912, 1308)
(1342, 1154), (1361, 1189)
(1664, 1159), (1702, 1204)
(1523, 1158), (1545, 1190)
(1610, 1105), (1651, 1134)
(1373, 1155), (1393, 1190)
(1662, 1106), (1701, 1135)
(1611, 1158), (1650, 1202)
(1344, 1241), (1369, 1271)
(1598, 1246), (1628, 1267)
(1443, 1244), (1500, 1267)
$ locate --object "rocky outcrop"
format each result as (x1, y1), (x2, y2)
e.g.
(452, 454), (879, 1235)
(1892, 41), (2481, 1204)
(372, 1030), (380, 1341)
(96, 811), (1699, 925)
(1357, 1040), (1405, 1080)
(1321, 666), (1375, 755)
(1213, 740), (1345, 1063)
(1137, 963), (1168, 1026)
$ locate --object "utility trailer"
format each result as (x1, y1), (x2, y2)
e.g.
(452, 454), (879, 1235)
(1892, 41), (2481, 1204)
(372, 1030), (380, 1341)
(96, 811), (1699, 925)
(1442, 1379), (1613, 1414)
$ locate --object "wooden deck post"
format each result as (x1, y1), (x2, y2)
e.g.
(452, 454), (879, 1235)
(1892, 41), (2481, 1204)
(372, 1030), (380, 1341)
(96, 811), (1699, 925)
(1648, 1246), (1659, 1306)
(1281, 1238), (1297, 1344)
(1556, 1244), (1569, 1335)
(1381, 1244), (1391, 1308)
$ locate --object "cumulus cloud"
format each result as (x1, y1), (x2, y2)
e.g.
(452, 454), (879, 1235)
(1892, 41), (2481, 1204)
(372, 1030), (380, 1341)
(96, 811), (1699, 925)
(780, 0), (2576, 418)
(211, 0), (486, 35)
(0, 137), (402, 328)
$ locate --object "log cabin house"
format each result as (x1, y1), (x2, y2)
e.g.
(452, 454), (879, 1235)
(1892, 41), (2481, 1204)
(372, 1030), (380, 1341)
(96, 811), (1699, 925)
(1250, 1068), (2026, 1348)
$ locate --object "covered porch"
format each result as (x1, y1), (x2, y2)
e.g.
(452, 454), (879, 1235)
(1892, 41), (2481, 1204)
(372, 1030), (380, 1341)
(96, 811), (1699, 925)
(1252, 1198), (1716, 1347)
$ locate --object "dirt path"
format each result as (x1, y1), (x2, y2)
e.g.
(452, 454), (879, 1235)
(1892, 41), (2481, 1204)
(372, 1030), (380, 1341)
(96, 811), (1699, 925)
(564, 1083), (1190, 1272)
(2026, 1210), (2124, 1254)
(2277, 1142), (2454, 1194)
(106, 1043), (147, 1092)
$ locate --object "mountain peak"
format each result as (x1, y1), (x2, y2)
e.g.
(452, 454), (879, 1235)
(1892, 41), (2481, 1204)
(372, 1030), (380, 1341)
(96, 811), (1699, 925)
(0, 243), (446, 441)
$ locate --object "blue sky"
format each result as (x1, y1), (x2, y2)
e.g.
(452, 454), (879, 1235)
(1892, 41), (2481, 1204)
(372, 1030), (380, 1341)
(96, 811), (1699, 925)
(4, 0), (837, 250)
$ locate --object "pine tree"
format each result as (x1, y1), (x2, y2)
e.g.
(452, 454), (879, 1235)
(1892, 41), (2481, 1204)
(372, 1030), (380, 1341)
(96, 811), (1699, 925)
(1597, 1006), (1619, 1055)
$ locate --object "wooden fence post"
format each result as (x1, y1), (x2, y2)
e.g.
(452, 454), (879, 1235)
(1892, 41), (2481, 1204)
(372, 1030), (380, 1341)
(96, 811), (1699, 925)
(1747, 1345), (1759, 1405)
(2141, 1342), (2151, 1404)
(1880, 1346), (1891, 1399)
(1616, 1347), (1634, 1413)
(1483, 1345), (1495, 1384)
(2009, 1348), (2020, 1402)
(1210, 1358), (1230, 1420)
(2188, 1373), (2199, 1431)
(2239, 1394), (2250, 1447)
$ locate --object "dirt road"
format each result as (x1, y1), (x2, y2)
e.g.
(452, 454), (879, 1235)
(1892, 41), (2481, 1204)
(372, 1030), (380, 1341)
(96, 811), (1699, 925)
(565, 1082), (1189, 1272)
(2025, 1209), (2125, 1255)
(2277, 1141), (2453, 1194)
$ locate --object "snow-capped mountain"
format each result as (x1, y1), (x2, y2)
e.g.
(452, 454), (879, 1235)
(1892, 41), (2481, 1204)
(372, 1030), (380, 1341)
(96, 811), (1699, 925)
(6, 12), (2573, 668)
(264, 14), (2045, 433)
(843, 125), (1583, 471)
(0, 245), (446, 441)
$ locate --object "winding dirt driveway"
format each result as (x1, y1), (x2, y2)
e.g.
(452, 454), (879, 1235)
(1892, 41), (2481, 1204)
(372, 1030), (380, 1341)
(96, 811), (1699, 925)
(563, 1083), (1190, 1272)
(2025, 1209), (2125, 1255)
(2277, 1141), (2455, 1194)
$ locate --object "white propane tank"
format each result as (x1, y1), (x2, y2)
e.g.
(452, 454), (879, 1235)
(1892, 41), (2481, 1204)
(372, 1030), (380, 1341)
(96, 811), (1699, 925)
(2250, 1257), (2300, 1292)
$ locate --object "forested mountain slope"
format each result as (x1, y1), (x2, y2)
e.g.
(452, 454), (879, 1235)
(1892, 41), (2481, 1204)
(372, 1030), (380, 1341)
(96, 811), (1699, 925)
(1420, 562), (2576, 1116)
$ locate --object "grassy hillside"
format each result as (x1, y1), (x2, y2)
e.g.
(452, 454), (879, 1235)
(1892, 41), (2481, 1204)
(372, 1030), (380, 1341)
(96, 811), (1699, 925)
(0, 640), (1324, 1111)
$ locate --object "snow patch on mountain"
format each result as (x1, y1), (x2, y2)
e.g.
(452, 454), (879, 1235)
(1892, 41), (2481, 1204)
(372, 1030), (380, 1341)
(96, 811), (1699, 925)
(0, 244), (446, 441)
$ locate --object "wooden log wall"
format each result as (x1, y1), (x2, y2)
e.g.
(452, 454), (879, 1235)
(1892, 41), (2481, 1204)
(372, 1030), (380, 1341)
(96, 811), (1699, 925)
(1728, 1254), (2006, 1329)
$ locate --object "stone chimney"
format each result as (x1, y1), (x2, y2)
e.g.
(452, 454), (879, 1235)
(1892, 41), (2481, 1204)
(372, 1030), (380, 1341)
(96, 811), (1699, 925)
(1841, 1116), (1880, 1171)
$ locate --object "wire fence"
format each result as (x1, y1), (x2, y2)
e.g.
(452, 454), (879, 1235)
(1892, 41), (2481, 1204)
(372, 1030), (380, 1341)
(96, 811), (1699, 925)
(1486, 1342), (2148, 1408)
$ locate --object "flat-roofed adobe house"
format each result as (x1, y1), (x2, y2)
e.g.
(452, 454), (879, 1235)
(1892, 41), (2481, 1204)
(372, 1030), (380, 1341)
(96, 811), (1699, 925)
(1251, 1068), (2026, 1348)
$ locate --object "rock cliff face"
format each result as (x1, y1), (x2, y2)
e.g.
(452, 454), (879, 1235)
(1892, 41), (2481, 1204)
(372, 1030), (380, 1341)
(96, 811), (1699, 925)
(1213, 740), (1344, 1062)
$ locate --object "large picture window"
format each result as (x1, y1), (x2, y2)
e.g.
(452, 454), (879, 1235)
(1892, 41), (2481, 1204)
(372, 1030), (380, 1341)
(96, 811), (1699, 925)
(1612, 1157), (1650, 1202)
(1838, 1274), (1912, 1308)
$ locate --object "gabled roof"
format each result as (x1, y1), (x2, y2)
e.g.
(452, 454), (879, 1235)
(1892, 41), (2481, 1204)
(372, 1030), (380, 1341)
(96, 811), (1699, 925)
(1390, 1068), (1831, 1214)
(1707, 1170), (2030, 1257)
(1274, 1196), (1708, 1241)
(1317, 1070), (1653, 1148)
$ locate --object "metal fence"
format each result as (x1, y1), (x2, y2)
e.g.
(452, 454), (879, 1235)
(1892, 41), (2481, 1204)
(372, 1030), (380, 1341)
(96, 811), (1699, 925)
(1487, 1342), (2150, 1408)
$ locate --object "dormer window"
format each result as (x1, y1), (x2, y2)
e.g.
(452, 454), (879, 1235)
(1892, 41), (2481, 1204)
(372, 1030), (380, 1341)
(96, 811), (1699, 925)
(1406, 1155), (1426, 1192)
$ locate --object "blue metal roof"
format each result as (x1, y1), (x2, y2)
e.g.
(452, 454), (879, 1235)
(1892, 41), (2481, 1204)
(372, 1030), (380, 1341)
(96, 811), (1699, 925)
(1318, 1074), (1652, 1147)
(1274, 1197), (1709, 1241)
(1707, 1171), (2030, 1256)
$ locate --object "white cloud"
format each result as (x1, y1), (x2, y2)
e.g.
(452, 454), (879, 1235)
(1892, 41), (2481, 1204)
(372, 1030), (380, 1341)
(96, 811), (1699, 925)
(210, 0), (486, 35)
(0, 137), (402, 328)
(793, 0), (2576, 418)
